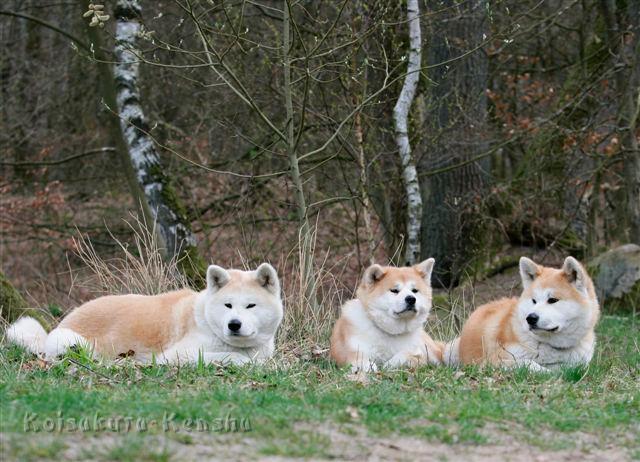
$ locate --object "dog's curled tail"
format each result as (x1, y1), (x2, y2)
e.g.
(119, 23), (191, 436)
(443, 338), (461, 366)
(6, 317), (48, 355)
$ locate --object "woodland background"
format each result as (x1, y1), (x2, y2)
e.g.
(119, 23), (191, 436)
(1, 0), (639, 321)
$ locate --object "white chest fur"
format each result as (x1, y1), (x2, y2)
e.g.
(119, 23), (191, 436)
(506, 333), (594, 368)
(343, 300), (427, 364)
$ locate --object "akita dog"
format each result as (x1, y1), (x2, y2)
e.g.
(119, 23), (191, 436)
(444, 256), (599, 370)
(330, 259), (443, 371)
(6, 263), (283, 365)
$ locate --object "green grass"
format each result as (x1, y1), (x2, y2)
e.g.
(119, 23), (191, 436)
(1, 315), (638, 460)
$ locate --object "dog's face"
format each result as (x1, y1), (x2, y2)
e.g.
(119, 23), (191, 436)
(517, 256), (599, 347)
(202, 263), (283, 348)
(356, 259), (435, 335)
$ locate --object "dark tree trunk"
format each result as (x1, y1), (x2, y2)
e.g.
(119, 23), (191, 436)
(599, 0), (640, 245)
(419, 0), (489, 287)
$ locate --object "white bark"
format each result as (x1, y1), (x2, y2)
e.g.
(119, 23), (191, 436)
(393, 0), (423, 265)
(114, 0), (197, 258)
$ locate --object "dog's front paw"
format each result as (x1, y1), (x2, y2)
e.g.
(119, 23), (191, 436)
(522, 359), (548, 372)
(384, 352), (413, 369)
(350, 360), (377, 374)
(224, 352), (252, 366)
(203, 352), (251, 366)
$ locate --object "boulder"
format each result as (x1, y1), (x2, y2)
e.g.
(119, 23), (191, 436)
(588, 244), (640, 308)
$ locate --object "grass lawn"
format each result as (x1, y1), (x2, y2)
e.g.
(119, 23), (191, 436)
(1, 314), (638, 461)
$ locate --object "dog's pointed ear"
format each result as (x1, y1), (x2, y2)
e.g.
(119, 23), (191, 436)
(519, 257), (540, 289)
(562, 256), (588, 294)
(363, 264), (385, 286)
(414, 258), (435, 283)
(206, 265), (230, 293)
(256, 263), (280, 296)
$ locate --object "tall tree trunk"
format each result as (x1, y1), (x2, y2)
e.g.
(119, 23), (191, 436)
(393, 0), (423, 266)
(420, 0), (489, 287)
(625, 90), (640, 245)
(600, 0), (640, 244)
(111, 0), (207, 286)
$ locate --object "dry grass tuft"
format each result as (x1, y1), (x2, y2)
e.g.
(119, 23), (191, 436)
(277, 226), (352, 357)
(428, 290), (474, 342)
(73, 216), (189, 296)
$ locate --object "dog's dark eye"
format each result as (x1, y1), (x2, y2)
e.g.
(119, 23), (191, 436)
(548, 298), (559, 304)
(532, 299), (537, 304)
(224, 303), (232, 309)
(246, 303), (256, 309)
(390, 289), (399, 294)
(411, 288), (418, 293)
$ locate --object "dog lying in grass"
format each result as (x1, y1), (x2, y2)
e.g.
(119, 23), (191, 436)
(444, 256), (600, 371)
(7, 263), (283, 365)
(330, 259), (443, 372)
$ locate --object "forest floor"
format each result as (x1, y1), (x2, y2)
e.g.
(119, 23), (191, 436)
(1, 310), (638, 461)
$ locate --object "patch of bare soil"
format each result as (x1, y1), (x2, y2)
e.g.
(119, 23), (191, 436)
(305, 423), (635, 462)
(1, 425), (635, 462)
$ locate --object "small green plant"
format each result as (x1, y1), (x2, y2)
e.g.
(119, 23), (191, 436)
(47, 304), (63, 318)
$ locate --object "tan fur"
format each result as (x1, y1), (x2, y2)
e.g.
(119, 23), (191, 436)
(452, 257), (600, 369)
(7, 263), (284, 365)
(58, 289), (197, 358)
(458, 297), (520, 365)
(356, 266), (431, 310)
(422, 331), (445, 363)
(330, 261), (442, 370)
(329, 316), (357, 366)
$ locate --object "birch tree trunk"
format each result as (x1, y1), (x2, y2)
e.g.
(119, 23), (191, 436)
(392, 0), (423, 266)
(113, 0), (206, 286)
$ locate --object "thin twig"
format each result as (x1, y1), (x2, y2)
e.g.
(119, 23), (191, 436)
(0, 148), (116, 167)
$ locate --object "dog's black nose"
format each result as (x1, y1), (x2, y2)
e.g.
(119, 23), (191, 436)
(405, 295), (416, 306)
(228, 319), (242, 332)
(526, 313), (539, 326)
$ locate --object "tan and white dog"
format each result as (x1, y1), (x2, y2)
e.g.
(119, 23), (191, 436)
(330, 259), (443, 372)
(6, 263), (283, 365)
(444, 256), (599, 371)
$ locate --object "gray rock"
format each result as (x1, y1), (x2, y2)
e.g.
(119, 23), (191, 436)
(588, 244), (640, 302)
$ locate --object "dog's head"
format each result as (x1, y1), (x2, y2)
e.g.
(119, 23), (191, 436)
(356, 259), (435, 335)
(202, 263), (283, 348)
(517, 256), (599, 347)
